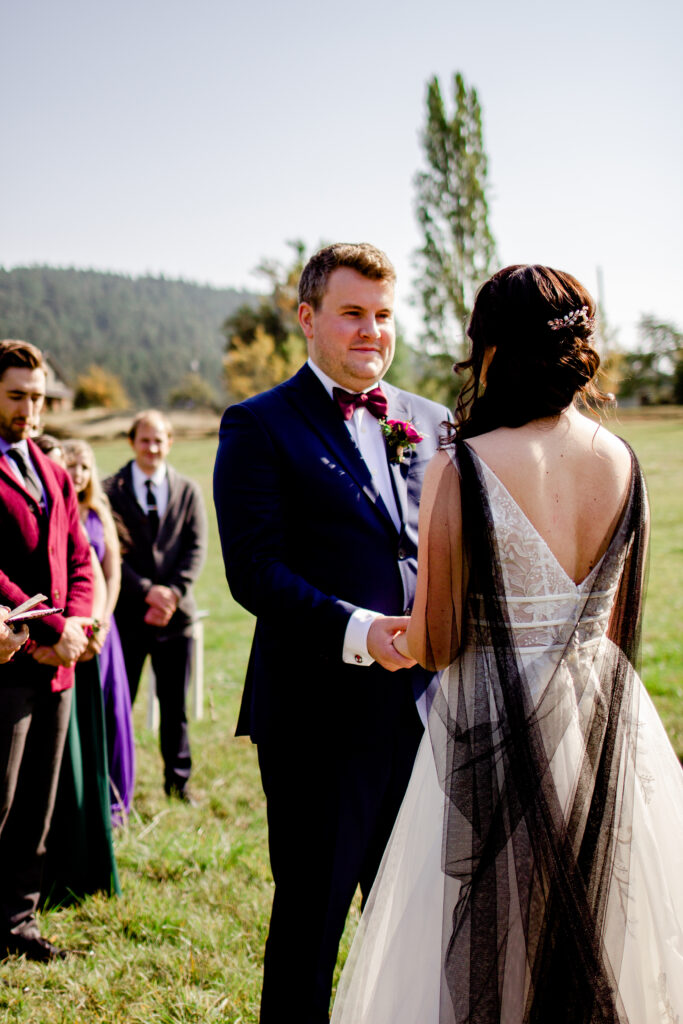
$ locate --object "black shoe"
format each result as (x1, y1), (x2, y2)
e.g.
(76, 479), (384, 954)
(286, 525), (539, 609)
(2, 934), (70, 962)
(165, 784), (199, 807)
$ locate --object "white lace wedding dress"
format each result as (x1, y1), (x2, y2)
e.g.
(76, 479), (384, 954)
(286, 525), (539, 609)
(332, 449), (683, 1024)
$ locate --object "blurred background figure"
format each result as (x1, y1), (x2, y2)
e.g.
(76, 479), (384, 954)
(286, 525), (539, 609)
(63, 440), (135, 824)
(33, 433), (65, 466)
(104, 411), (207, 804)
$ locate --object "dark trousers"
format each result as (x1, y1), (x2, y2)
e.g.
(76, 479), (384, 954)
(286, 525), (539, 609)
(257, 708), (423, 1024)
(119, 625), (193, 794)
(0, 679), (72, 940)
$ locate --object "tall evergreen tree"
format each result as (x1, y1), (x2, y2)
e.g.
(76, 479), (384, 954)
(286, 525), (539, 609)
(414, 72), (496, 402)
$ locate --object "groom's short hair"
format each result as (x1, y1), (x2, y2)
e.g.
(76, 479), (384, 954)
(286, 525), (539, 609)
(298, 243), (396, 310)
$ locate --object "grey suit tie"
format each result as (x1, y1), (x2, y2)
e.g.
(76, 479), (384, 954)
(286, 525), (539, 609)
(6, 448), (44, 508)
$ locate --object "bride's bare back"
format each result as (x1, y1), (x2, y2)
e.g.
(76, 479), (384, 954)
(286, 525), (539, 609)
(467, 405), (633, 586)
(403, 406), (634, 670)
(395, 264), (641, 671)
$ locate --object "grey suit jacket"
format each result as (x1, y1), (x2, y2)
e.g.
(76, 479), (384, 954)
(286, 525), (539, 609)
(104, 461), (207, 638)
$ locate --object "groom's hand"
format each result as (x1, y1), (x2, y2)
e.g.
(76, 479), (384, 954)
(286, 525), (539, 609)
(367, 616), (417, 672)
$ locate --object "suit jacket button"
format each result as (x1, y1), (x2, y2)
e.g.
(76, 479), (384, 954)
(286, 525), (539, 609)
(53, 590), (60, 601)
(354, 654), (363, 664)
(397, 548), (406, 560)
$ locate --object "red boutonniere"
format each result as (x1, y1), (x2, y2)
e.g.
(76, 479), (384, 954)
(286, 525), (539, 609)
(380, 418), (424, 464)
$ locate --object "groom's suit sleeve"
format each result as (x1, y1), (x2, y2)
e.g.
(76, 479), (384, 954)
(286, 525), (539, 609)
(214, 402), (357, 660)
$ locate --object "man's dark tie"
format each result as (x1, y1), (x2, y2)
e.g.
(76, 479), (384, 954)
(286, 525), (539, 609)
(145, 479), (159, 538)
(333, 386), (388, 422)
(6, 448), (43, 508)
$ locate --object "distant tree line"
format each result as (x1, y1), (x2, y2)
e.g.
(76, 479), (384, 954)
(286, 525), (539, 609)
(3, 73), (679, 413)
(0, 266), (255, 408)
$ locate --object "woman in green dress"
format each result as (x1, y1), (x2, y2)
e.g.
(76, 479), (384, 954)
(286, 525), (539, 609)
(39, 440), (120, 906)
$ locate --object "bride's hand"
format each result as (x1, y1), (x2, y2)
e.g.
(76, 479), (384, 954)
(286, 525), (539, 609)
(391, 630), (410, 659)
(367, 616), (417, 672)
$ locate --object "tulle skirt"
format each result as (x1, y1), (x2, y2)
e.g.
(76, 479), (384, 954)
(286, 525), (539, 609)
(331, 674), (683, 1023)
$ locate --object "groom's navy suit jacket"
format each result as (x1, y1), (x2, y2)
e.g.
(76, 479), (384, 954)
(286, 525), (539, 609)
(214, 364), (449, 746)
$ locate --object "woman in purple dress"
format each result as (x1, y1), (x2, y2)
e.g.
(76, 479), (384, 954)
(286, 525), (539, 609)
(64, 440), (135, 824)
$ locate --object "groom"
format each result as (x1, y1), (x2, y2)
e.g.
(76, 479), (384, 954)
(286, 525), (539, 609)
(213, 243), (449, 1023)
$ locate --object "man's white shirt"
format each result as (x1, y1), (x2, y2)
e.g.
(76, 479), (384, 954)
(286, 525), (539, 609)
(307, 359), (401, 667)
(131, 461), (169, 517)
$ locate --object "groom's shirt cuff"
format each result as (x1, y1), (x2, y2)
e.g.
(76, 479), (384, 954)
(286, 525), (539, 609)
(343, 608), (380, 666)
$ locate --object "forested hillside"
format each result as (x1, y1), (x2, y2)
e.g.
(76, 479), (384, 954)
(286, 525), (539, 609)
(0, 266), (256, 406)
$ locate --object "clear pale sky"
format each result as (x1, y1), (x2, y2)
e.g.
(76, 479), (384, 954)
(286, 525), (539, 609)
(2, 0), (681, 350)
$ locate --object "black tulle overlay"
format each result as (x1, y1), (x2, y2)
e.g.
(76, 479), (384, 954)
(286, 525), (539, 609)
(332, 440), (683, 1024)
(428, 441), (647, 1024)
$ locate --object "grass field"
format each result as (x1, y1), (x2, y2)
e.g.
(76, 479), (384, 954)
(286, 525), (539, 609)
(0, 413), (680, 1022)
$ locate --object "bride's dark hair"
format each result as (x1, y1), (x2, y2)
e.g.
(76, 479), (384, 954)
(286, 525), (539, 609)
(447, 265), (610, 441)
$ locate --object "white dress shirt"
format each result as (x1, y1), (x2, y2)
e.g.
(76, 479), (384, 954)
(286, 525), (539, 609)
(131, 461), (169, 518)
(308, 359), (402, 667)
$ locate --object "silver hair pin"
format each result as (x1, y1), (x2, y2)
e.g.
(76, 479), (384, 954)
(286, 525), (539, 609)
(547, 305), (590, 331)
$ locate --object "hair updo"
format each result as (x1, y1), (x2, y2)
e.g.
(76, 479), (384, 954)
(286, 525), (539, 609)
(450, 265), (608, 441)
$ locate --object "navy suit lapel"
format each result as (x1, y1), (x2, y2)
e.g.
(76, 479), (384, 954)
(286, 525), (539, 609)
(285, 365), (397, 532)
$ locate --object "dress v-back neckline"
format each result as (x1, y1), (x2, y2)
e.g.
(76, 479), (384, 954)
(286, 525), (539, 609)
(465, 444), (607, 590)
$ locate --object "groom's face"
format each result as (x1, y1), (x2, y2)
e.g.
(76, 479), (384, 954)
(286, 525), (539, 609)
(299, 267), (395, 391)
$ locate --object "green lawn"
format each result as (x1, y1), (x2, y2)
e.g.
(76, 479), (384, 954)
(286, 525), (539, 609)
(615, 413), (683, 753)
(0, 414), (680, 1022)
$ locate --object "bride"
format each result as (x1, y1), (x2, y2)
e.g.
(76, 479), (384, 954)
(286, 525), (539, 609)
(331, 265), (683, 1024)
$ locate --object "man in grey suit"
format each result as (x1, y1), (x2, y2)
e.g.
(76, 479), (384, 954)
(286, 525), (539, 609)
(104, 410), (207, 802)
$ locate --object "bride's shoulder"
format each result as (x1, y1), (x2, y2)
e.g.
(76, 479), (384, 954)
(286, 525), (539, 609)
(424, 447), (458, 481)
(574, 413), (634, 474)
(422, 448), (462, 506)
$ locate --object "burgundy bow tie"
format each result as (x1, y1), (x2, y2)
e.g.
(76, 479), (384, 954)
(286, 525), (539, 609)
(333, 386), (388, 422)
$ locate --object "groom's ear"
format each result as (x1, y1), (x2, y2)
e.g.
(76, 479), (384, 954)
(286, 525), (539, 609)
(298, 302), (315, 342)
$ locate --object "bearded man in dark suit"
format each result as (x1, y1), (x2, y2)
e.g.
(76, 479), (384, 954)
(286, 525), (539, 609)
(104, 410), (207, 803)
(0, 339), (94, 961)
(213, 243), (450, 1023)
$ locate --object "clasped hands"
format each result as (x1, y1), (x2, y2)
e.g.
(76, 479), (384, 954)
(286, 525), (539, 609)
(367, 616), (415, 672)
(31, 616), (94, 668)
(143, 585), (178, 627)
(30, 585), (178, 668)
